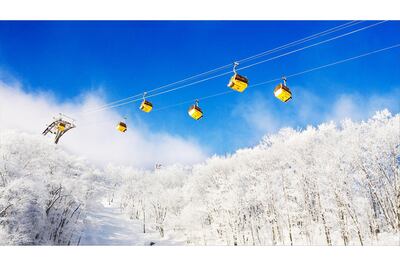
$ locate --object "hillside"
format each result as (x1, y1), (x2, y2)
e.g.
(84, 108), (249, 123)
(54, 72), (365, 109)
(0, 110), (399, 245)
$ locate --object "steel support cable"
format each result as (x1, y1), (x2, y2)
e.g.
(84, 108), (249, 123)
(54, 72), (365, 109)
(77, 43), (400, 128)
(81, 20), (364, 115)
(86, 21), (387, 114)
(237, 20), (388, 71)
(151, 43), (400, 112)
(236, 20), (364, 64)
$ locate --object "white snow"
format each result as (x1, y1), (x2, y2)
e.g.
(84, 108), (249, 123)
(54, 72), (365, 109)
(80, 200), (181, 245)
(0, 110), (399, 245)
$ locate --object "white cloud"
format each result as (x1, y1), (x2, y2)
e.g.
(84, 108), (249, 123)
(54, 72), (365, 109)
(327, 89), (400, 122)
(328, 94), (364, 122)
(0, 80), (208, 168)
(234, 87), (399, 139)
(231, 92), (285, 139)
(292, 87), (326, 123)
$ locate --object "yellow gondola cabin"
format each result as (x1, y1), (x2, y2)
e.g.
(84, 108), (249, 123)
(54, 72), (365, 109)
(117, 122), (127, 132)
(274, 77), (292, 102)
(57, 122), (66, 132)
(140, 100), (153, 113)
(188, 100), (203, 120)
(140, 92), (153, 113)
(227, 62), (249, 92)
(42, 114), (76, 144)
(228, 74), (249, 92)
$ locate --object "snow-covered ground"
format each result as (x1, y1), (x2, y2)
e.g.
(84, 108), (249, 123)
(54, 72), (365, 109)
(1, 110), (399, 245)
(80, 200), (181, 246)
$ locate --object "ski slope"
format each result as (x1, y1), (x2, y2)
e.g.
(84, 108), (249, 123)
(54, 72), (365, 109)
(80, 200), (181, 246)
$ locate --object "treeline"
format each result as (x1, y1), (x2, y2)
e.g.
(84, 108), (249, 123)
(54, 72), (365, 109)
(112, 110), (399, 245)
(0, 132), (101, 245)
(1, 110), (398, 245)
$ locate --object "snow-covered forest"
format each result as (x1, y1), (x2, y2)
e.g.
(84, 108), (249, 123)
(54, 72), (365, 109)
(0, 131), (106, 244)
(0, 110), (399, 245)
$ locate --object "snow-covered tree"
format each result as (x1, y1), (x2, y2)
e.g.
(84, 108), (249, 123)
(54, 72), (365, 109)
(0, 132), (102, 245)
(112, 110), (399, 245)
(1, 110), (398, 245)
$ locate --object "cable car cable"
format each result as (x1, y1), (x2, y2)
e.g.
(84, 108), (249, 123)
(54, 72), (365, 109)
(78, 41), (400, 129)
(87, 21), (388, 114)
(237, 20), (388, 71)
(236, 20), (364, 64)
(81, 20), (364, 115)
(151, 43), (400, 112)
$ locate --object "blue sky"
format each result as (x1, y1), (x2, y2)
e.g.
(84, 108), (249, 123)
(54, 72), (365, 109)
(0, 21), (399, 158)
